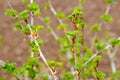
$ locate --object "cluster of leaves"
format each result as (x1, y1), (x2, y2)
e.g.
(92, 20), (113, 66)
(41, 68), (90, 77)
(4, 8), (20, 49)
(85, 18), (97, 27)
(1, 0), (120, 80)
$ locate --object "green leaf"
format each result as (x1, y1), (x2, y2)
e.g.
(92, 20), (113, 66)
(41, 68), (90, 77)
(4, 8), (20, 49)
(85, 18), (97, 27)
(44, 3), (50, 10)
(101, 14), (113, 23)
(57, 24), (68, 30)
(22, 0), (28, 3)
(90, 24), (101, 31)
(36, 25), (44, 30)
(0, 36), (3, 45)
(64, 72), (74, 80)
(15, 10), (29, 19)
(56, 12), (65, 19)
(41, 75), (49, 80)
(44, 17), (50, 24)
(108, 37), (120, 46)
(74, 63), (83, 70)
(0, 77), (6, 80)
(21, 26), (30, 34)
(37, 39), (43, 46)
(14, 21), (25, 31)
(5, 9), (16, 17)
(109, 71), (120, 79)
(31, 45), (38, 52)
(104, 0), (117, 5)
(93, 71), (105, 80)
(46, 27), (51, 33)
(47, 60), (63, 68)
(67, 30), (78, 36)
(2, 62), (18, 76)
(79, 0), (86, 4)
(95, 39), (106, 51)
(27, 2), (40, 16)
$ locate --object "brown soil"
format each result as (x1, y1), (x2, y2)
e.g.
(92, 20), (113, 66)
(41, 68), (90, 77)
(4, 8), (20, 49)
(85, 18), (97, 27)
(0, 0), (120, 79)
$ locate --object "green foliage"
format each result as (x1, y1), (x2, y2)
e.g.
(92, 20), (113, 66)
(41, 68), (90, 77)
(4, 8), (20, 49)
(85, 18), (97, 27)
(57, 24), (68, 30)
(41, 75), (49, 80)
(47, 60), (63, 70)
(22, 0), (28, 3)
(101, 14), (113, 23)
(44, 3), (50, 10)
(30, 25), (44, 32)
(27, 2), (40, 16)
(67, 7), (83, 20)
(21, 26), (30, 34)
(44, 17), (50, 24)
(95, 39), (106, 51)
(109, 37), (120, 47)
(90, 23), (101, 31)
(15, 10), (29, 19)
(64, 72), (74, 80)
(67, 31), (78, 36)
(93, 71), (105, 80)
(37, 39), (43, 46)
(2, 0), (119, 80)
(20, 57), (39, 78)
(56, 12), (65, 19)
(5, 9), (16, 17)
(2, 62), (18, 76)
(109, 71), (120, 79)
(104, 0), (117, 5)
(0, 77), (6, 80)
(14, 21), (25, 31)
(79, 0), (86, 4)
(0, 36), (3, 45)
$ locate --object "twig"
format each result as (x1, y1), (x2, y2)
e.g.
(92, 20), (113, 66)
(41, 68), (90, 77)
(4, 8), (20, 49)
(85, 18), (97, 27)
(27, 23), (58, 80)
(0, 60), (5, 67)
(38, 16), (58, 40)
(6, 0), (58, 79)
(90, 5), (111, 51)
(7, 0), (14, 9)
(84, 37), (120, 66)
(47, 0), (63, 25)
(107, 48), (117, 73)
(30, 0), (34, 57)
(83, 45), (112, 66)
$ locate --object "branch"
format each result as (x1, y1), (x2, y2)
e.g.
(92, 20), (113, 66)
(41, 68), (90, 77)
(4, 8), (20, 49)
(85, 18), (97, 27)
(30, 0), (34, 57)
(0, 60), (5, 67)
(90, 5), (111, 51)
(47, 0), (63, 25)
(27, 23), (58, 80)
(38, 16), (58, 40)
(83, 45), (112, 66)
(6, 1), (58, 79)
(84, 37), (120, 66)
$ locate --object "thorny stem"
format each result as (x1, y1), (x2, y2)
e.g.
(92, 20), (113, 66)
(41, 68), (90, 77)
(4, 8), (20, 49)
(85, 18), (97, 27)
(94, 60), (100, 80)
(71, 19), (80, 80)
(26, 22), (58, 80)
(30, 0), (34, 57)
(6, 1), (58, 79)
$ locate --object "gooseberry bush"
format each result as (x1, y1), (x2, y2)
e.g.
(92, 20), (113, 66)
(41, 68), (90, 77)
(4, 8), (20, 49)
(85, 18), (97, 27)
(0, 0), (120, 80)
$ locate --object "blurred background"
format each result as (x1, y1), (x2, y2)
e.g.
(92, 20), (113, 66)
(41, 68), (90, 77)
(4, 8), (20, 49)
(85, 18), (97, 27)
(0, 0), (120, 79)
